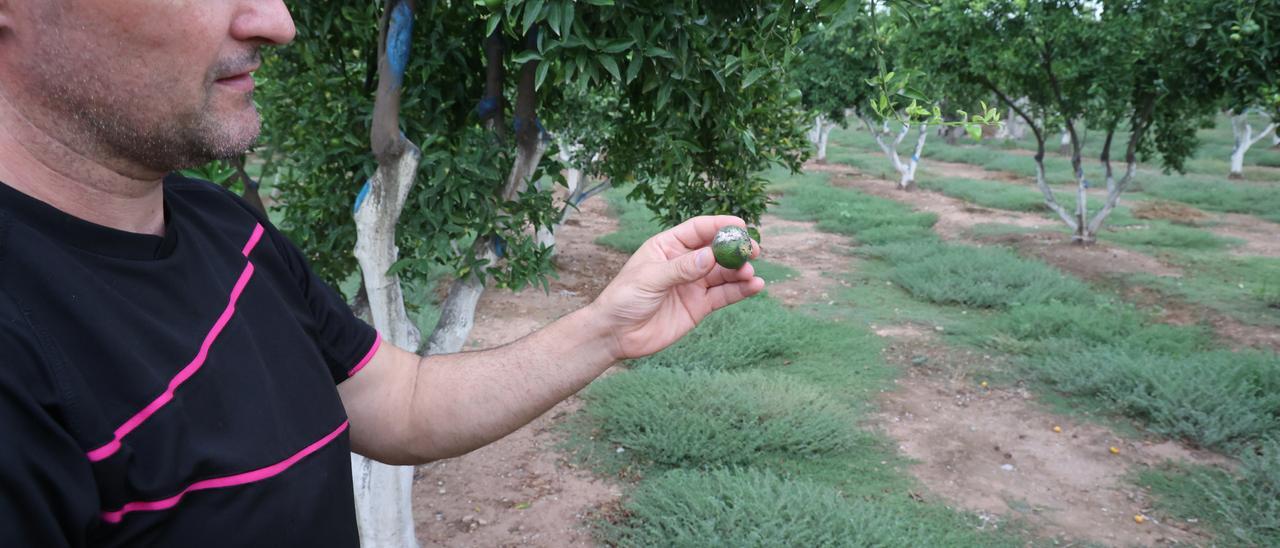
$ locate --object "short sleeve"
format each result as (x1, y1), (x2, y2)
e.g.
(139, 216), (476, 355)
(263, 225), (381, 385)
(0, 314), (99, 547)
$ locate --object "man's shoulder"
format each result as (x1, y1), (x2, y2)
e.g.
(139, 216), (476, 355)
(163, 172), (270, 224)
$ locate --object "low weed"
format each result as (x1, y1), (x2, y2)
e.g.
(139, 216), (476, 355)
(865, 242), (1094, 308)
(600, 468), (1022, 548)
(986, 301), (1214, 356)
(596, 187), (663, 254)
(1142, 177), (1280, 223)
(1139, 437), (1280, 547)
(1102, 222), (1240, 250)
(1031, 347), (1280, 450)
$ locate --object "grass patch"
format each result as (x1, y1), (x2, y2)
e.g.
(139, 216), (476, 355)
(1102, 221), (1240, 250)
(1142, 177), (1280, 223)
(596, 187), (663, 254)
(1030, 347), (1280, 450)
(920, 177), (1047, 212)
(769, 170), (939, 247)
(1132, 256), (1280, 328)
(1139, 437), (1280, 546)
(750, 259), (798, 282)
(601, 468), (1021, 548)
(985, 301), (1214, 356)
(582, 368), (865, 468)
(863, 241), (1093, 308)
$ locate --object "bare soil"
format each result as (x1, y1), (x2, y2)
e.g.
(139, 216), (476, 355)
(412, 197), (628, 547)
(874, 348), (1219, 546)
(757, 213), (853, 307)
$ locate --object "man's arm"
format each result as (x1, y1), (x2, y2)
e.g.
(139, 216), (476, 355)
(336, 215), (764, 464)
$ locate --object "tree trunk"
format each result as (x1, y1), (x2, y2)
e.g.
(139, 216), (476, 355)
(1087, 107), (1153, 237)
(816, 118), (834, 163)
(351, 2), (420, 546)
(230, 155), (267, 215)
(1229, 113), (1278, 179)
(898, 124), (928, 190)
(866, 118), (926, 190)
(428, 26), (547, 355)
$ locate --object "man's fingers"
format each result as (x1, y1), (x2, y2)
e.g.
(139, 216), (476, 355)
(703, 261), (755, 288)
(663, 215), (747, 252)
(653, 247), (715, 288)
(704, 277), (765, 311)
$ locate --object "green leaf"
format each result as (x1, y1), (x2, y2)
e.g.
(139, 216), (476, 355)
(601, 39), (634, 53)
(547, 1), (562, 36)
(485, 14), (501, 38)
(598, 54), (621, 81)
(521, 0), (544, 35)
(965, 124), (982, 141)
(741, 67), (767, 90)
(535, 58), (550, 89)
(511, 50), (543, 64)
(625, 54), (643, 84)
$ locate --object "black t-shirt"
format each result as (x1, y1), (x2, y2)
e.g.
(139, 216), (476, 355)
(0, 174), (380, 547)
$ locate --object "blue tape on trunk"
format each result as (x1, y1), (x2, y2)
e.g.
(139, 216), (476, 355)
(386, 1), (414, 89)
(353, 180), (372, 214)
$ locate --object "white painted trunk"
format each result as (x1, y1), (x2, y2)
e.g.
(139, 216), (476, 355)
(1074, 167), (1090, 243)
(535, 144), (585, 251)
(808, 116), (822, 145)
(425, 258), (490, 355)
(816, 120), (834, 163)
(1229, 114), (1278, 178)
(867, 119), (926, 189)
(898, 124), (928, 190)
(427, 135), (548, 355)
(997, 106), (1027, 140)
(351, 143), (423, 548)
(1032, 156), (1078, 232)
(1087, 160), (1137, 236)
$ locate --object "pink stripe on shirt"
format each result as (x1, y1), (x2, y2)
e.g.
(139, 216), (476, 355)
(347, 335), (382, 377)
(86, 224), (265, 462)
(100, 420), (349, 524)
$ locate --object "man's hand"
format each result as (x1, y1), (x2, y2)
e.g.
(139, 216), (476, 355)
(589, 215), (765, 360)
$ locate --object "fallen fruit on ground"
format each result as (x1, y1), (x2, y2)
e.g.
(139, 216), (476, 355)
(712, 225), (753, 270)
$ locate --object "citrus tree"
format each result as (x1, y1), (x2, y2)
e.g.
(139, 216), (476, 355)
(917, 0), (1222, 244)
(1212, 0), (1278, 178)
(792, 11), (878, 162)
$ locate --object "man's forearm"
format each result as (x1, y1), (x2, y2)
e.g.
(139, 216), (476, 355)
(400, 304), (618, 462)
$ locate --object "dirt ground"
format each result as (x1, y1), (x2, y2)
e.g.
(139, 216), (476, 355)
(412, 197), (628, 547)
(410, 156), (1268, 546)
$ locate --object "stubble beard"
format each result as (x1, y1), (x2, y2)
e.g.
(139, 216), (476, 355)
(23, 36), (261, 173)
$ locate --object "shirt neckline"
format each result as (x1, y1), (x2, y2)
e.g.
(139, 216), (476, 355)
(0, 177), (178, 260)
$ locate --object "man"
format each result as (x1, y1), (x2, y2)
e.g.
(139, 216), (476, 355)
(0, 1), (764, 546)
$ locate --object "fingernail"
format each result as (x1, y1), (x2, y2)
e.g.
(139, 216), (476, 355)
(696, 248), (710, 269)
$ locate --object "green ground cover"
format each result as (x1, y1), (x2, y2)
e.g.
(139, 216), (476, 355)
(762, 167), (1280, 545)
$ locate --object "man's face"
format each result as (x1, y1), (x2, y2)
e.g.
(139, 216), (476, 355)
(0, 0), (295, 172)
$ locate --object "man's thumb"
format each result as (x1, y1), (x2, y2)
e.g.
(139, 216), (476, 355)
(661, 248), (714, 286)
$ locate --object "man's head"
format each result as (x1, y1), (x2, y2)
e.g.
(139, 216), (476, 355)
(0, 0), (295, 174)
